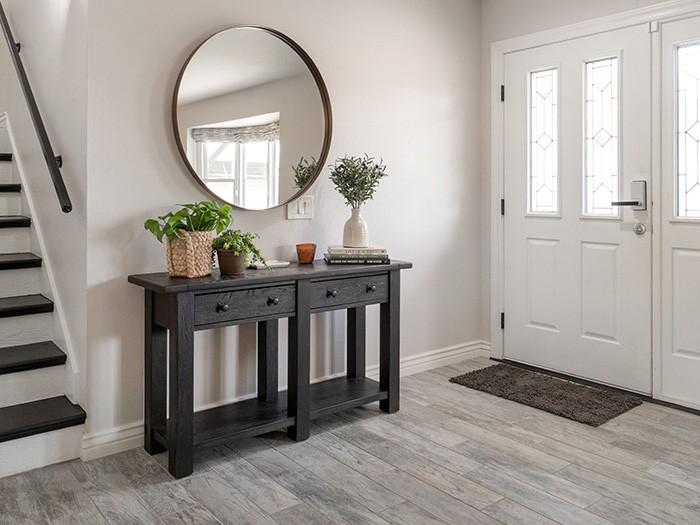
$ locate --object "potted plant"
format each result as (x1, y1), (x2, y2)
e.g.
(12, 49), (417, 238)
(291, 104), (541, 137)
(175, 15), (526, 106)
(144, 201), (232, 278)
(292, 156), (318, 189)
(212, 229), (269, 275)
(328, 154), (387, 248)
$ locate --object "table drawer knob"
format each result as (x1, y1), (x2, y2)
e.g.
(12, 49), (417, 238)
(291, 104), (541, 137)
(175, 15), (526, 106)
(367, 284), (377, 293)
(267, 296), (280, 306)
(327, 289), (338, 298)
(216, 302), (229, 312)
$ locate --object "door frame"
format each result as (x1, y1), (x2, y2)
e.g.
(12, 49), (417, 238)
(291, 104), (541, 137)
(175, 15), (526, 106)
(490, 0), (700, 400)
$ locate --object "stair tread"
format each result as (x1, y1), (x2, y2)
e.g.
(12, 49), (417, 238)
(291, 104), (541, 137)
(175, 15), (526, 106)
(0, 184), (21, 193)
(0, 216), (31, 228)
(0, 153), (11, 162)
(0, 396), (86, 444)
(0, 294), (53, 318)
(0, 341), (66, 375)
(0, 252), (42, 270)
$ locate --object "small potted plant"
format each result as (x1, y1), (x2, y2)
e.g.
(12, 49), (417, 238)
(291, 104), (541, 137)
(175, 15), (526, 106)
(328, 154), (387, 248)
(144, 201), (232, 278)
(212, 229), (269, 275)
(292, 156), (318, 189)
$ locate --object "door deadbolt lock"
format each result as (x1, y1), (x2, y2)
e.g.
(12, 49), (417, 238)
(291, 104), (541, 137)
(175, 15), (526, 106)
(633, 223), (646, 236)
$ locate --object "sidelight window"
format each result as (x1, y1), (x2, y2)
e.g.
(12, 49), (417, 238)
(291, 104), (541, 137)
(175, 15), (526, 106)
(677, 42), (700, 218)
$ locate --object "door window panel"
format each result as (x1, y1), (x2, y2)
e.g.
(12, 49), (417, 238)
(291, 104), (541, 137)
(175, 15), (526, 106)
(529, 68), (559, 214)
(584, 57), (619, 216)
(677, 42), (700, 218)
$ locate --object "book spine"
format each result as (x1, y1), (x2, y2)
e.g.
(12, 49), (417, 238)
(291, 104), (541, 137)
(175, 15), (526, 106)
(325, 254), (389, 261)
(324, 257), (390, 265)
(327, 248), (387, 256)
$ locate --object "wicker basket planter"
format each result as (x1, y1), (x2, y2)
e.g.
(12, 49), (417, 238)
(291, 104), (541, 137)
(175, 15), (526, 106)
(166, 230), (213, 278)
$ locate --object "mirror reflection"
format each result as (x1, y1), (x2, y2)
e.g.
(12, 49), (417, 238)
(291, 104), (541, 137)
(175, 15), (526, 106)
(173, 26), (331, 210)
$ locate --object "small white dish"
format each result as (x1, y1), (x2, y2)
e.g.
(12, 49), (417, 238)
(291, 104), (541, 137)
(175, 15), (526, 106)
(251, 260), (290, 269)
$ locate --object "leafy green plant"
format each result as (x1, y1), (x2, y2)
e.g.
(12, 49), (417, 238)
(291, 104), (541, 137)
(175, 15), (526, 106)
(328, 154), (387, 208)
(212, 229), (268, 268)
(144, 201), (233, 242)
(292, 156), (318, 189)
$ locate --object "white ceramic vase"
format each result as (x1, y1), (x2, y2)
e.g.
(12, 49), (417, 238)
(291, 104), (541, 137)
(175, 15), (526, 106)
(343, 207), (369, 248)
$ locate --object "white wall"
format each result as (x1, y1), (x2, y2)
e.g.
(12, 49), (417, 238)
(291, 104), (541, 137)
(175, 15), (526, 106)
(83, 0), (483, 448)
(480, 0), (673, 340)
(1, 0), (88, 399)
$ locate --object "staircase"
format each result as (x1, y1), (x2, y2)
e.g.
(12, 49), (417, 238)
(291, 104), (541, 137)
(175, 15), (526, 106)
(0, 141), (85, 478)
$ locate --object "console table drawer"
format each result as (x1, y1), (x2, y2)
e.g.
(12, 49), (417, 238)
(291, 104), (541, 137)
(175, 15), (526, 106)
(311, 275), (388, 310)
(194, 286), (295, 326)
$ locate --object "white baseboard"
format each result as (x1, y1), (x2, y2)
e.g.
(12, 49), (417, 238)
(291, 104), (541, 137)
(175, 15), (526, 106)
(80, 339), (491, 461)
(81, 421), (144, 462)
(367, 339), (491, 378)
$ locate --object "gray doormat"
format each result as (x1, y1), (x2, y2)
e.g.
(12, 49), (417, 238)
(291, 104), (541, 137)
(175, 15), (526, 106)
(449, 364), (643, 427)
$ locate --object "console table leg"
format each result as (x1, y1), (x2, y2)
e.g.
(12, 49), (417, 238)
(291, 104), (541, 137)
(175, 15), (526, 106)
(347, 307), (366, 379)
(288, 280), (310, 441)
(258, 320), (279, 401)
(380, 270), (400, 413)
(144, 290), (166, 454)
(168, 293), (195, 478)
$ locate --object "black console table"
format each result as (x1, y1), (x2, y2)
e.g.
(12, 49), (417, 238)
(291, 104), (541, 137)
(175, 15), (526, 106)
(128, 260), (411, 478)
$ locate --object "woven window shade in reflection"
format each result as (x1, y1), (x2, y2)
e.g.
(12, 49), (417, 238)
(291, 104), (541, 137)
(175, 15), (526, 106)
(191, 122), (279, 143)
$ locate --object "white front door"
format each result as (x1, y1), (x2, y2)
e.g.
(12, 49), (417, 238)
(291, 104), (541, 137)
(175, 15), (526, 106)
(659, 16), (700, 408)
(503, 24), (652, 393)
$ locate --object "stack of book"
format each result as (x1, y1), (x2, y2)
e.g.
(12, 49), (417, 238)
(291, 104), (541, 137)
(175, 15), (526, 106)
(324, 245), (390, 265)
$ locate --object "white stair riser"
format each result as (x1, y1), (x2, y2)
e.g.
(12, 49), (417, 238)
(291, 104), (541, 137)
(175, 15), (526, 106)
(0, 164), (12, 184)
(0, 193), (20, 215)
(0, 426), (82, 479)
(0, 129), (9, 151)
(0, 366), (65, 408)
(0, 314), (53, 349)
(0, 229), (30, 252)
(0, 268), (42, 297)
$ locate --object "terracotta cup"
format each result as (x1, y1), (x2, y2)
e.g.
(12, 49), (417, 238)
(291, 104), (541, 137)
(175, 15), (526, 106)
(296, 243), (316, 263)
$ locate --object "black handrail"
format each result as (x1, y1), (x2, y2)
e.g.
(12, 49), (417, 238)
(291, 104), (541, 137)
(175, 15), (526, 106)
(0, 2), (72, 213)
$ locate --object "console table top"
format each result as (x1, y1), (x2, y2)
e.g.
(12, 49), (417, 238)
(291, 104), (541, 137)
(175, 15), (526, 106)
(129, 260), (412, 294)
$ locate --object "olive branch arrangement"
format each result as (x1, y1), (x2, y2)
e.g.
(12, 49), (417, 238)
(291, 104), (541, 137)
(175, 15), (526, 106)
(328, 155), (387, 208)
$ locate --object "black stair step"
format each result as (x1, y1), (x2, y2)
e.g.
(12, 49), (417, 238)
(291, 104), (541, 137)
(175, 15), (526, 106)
(0, 341), (66, 375)
(0, 294), (53, 318)
(0, 153), (12, 162)
(0, 184), (21, 193)
(0, 215), (31, 228)
(0, 396), (86, 444)
(0, 253), (42, 271)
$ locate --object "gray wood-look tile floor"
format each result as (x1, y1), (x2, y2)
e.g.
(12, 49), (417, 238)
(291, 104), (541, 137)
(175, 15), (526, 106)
(2, 357), (700, 524)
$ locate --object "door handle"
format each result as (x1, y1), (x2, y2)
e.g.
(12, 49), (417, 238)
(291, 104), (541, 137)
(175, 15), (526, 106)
(611, 201), (642, 207)
(611, 180), (647, 211)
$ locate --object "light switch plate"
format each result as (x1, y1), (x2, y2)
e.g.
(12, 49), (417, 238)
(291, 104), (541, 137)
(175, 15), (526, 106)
(287, 195), (314, 220)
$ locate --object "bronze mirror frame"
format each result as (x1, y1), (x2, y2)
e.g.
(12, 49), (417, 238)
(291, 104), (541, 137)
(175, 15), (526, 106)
(172, 25), (333, 210)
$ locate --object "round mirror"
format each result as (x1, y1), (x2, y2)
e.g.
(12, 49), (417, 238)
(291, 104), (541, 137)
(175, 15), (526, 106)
(173, 26), (332, 210)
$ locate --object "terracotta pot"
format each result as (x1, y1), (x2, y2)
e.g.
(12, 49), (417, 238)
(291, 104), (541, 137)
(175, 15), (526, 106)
(166, 230), (213, 278)
(296, 243), (316, 263)
(217, 250), (246, 276)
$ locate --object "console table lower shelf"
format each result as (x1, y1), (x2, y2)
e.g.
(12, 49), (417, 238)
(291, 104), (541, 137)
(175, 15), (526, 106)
(128, 260), (411, 478)
(151, 376), (385, 451)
